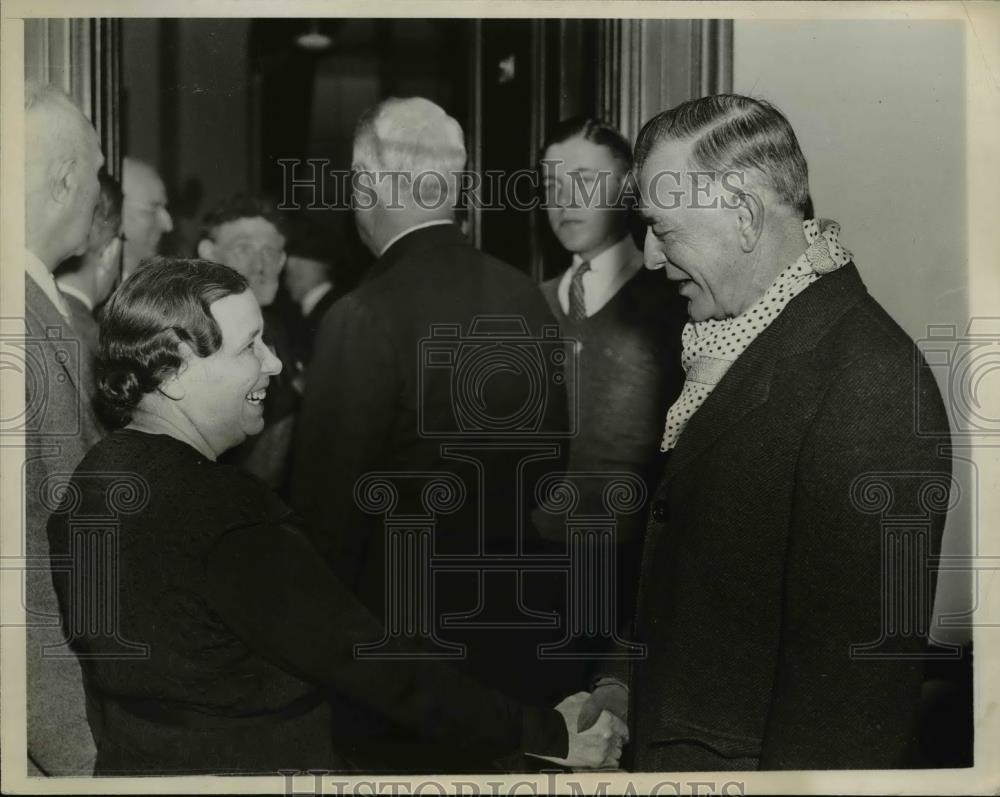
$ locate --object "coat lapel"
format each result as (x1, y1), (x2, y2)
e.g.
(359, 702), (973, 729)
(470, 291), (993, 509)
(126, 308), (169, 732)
(657, 265), (869, 491)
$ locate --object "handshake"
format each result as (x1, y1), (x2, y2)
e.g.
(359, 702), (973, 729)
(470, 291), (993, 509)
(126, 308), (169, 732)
(529, 681), (629, 770)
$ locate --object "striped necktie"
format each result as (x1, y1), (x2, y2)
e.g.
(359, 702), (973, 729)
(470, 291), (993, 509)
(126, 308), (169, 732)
(568, 261), (591, 320)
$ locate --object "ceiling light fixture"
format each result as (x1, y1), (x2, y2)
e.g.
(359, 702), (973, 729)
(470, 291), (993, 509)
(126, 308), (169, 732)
(296, 20), (332, 52)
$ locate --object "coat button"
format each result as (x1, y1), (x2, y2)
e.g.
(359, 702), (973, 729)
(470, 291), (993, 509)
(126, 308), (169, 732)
(651, 500), (668, 522)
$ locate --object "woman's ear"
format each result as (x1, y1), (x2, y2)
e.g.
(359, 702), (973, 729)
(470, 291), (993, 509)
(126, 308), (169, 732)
(734, 189), (765, 253)
(157, 342), (194, 401)
(196, 238), (215, 261)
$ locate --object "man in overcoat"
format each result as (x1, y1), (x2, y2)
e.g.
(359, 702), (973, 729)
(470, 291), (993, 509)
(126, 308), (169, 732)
(579, 94), (952, 770)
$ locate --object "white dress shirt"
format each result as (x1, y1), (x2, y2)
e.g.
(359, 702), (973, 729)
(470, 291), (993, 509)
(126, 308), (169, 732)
(56, 280), (94, 312)
(300, 282), (333, 317)
(26, 249), (71, 321)
(556, 235), (643, 318)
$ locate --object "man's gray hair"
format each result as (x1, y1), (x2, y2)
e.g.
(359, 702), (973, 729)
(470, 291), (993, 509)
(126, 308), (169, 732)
(24, 79), (95, 168)
(25, 79), (76, 113)
(635, 94), (812, 217)
(353, 97), (466, 204)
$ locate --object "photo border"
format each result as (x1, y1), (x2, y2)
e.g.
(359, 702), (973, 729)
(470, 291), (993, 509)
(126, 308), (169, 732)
(2, 1), (998, 794)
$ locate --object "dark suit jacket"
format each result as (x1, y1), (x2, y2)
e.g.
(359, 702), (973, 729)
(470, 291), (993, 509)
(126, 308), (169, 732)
(295, 282), (343, 367)
(537, 267), (685, 528)
(290, 223), (572, 770)
(624, 264), (951, 770)
(24, 275), (104, 774)
(61, 291), (100, 361)
(538, 266), (686, 631)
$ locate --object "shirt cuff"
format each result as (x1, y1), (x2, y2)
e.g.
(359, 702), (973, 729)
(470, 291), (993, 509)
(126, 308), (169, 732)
(590, 676), (629, 693)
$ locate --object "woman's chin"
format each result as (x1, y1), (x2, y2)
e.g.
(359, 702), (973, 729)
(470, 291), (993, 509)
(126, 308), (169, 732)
(238, 414), (267, 443)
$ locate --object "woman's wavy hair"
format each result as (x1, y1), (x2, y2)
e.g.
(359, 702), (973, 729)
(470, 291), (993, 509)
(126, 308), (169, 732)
(96, 257), (248, 428)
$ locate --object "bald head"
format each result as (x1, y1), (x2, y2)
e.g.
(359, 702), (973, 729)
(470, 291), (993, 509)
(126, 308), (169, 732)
(121, 156), (173, 277)
(25, 83), (98, 167)
(24, 81), (104, 270)
(351, 97), (466, 255)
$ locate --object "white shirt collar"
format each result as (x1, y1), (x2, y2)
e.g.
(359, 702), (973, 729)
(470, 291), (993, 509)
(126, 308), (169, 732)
(379, 220), (454, 257)
(25, 249), (71, 320)
(301, 281), (333, 317)
(557, 235), (643, 318)
(55, 280), (94, 312)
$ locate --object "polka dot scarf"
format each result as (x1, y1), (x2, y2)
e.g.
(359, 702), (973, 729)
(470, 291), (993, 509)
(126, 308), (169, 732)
(660, 219), (853, 452)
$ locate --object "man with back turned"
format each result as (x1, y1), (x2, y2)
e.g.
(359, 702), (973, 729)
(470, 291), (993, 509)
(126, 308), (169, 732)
(291, 97), (576, 772)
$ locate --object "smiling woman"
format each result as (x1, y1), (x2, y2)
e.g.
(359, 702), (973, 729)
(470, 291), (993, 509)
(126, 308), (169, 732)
(97, 257), (282, 457)
(44, 257), (626, 775)
(93, 258), (267, 449)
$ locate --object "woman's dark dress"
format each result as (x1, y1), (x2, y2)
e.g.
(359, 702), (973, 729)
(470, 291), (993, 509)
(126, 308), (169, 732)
(46, 430), (565, 775)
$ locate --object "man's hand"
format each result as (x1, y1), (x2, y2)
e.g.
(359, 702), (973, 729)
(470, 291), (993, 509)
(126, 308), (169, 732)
(528, 691), (629, 769)
(577, 680), (629, 732)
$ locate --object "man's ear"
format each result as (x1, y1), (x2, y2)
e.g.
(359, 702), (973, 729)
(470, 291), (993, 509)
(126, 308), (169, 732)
(51, 157), (78, 205)
(353, 159), (384, 193)
(196, 239), (215, 261)
(734, 189), (765, 253)
(157, 342), (194, 401)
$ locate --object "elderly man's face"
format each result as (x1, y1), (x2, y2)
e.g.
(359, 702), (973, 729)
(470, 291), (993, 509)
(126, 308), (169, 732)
(639, 140), (750, 322)
(205, 217), (287, 307)
(67, 130), (105, 258)
(24, 101), (103, 262)
(122, 162), (173, 273)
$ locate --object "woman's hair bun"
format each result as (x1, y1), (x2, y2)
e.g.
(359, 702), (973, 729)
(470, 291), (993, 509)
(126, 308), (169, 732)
(96, 364), (144, 428)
